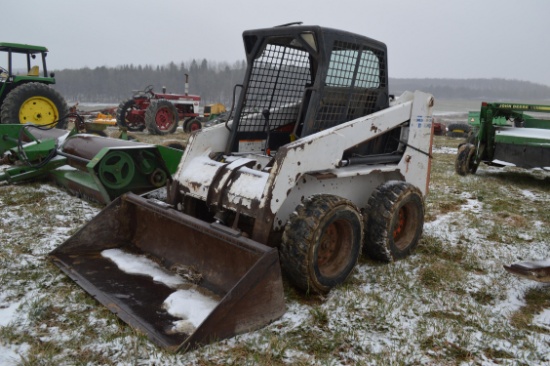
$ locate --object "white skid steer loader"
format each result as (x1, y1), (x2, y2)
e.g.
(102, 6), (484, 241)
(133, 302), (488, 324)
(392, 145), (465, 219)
(50, 24), (435, 352)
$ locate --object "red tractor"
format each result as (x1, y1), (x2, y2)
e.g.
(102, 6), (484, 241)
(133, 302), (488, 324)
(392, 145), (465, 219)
(116, 81), (202, 135)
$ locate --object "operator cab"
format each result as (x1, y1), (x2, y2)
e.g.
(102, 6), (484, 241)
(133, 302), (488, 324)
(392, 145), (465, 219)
(225, 25), (397, 161)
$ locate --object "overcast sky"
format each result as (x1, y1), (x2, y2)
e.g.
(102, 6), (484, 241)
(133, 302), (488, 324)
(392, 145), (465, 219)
(3, 0), (549, 86)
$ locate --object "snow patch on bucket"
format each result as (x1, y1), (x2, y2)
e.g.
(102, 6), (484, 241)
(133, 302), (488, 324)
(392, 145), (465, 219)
(163, 289), (219, 331)
(101, 248), (185, 288)
(101, 248), (220, 333)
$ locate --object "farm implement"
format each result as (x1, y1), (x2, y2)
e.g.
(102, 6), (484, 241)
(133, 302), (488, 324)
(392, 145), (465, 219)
(0, 121), (183, 204)
(49, 24), (434, 352)
(455, 102), (550, 175)
(456, 103), (550, 281)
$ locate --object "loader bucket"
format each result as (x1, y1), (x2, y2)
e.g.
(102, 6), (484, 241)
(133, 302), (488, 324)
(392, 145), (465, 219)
(49, 193), (286, 352)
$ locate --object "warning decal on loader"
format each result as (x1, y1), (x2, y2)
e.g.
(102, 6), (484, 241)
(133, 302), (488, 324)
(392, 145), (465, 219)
(239, 139), (266, 153)
(416, 115), (432, 129)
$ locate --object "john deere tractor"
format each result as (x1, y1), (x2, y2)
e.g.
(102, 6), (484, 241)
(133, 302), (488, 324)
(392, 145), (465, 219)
(0, 42), (68, 129)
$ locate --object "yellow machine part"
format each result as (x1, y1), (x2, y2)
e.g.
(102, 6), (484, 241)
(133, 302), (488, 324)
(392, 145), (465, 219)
(204, 103), (226, 117)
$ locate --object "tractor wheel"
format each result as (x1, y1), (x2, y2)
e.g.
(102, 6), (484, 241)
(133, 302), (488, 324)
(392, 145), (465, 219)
(184, 118), (202, 133)
(0, 82), (69, 129)
(455, 143), (478, 176)
(364, 181), (424, 262)
(116, 98), (145, 132)
(145, 99), (179, 135)
(280, 194), (363, 294)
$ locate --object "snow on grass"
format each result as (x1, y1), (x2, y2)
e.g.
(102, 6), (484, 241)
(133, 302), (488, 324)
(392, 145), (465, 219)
(0, 301), (22, 327)
(432, 145), (458, 154)
(1, 137), (550, 365)
(0, 343), (30, 366)
(534, 309), (550, 330)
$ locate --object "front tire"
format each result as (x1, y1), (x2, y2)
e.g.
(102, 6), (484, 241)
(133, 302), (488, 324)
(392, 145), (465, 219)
(455, 143), (478, 175)
(364, 181), (424, 262)
(0, 82), (69, 129)
(280, 195), (363, 294)
(145, 99), (179, 135)
(116, 98), (145, 132)
(184, 118), (202, 133)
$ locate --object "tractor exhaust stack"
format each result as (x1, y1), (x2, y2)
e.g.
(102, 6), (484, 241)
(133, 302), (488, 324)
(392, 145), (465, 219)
(184, 73), (189, 96)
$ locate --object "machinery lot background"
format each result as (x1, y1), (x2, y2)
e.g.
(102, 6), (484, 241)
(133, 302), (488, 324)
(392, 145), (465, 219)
(1, 120), (549, 364)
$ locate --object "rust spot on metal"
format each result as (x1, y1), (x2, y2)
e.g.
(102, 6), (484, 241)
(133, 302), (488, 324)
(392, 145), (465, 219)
(307, 171), (337, 180)
(370, 124), (379, 133)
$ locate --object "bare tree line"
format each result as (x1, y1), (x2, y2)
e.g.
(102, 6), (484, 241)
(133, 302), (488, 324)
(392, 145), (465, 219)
(390, 78), (550, 101)
(51, 61), (550, 105)
(53, 59), (247, 106)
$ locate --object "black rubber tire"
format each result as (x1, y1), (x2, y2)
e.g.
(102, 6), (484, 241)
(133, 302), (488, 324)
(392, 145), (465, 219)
(145, 99), (179, 135)
(280, 194), (363, 294)
(0, 82), (69, 129)
(116, 98), (145, 132)
(184, 118), (202, 133)
(455, 143), (478, 176)
(364, 181), (424, 262)
(447, 123), (471, 137)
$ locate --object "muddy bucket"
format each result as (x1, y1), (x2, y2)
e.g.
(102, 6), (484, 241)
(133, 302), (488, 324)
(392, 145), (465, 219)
(49, 193), (286, 352)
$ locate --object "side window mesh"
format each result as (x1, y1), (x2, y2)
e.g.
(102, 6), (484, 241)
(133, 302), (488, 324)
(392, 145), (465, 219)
(238, 44), (312, 133)
(314, 41), (386, 133)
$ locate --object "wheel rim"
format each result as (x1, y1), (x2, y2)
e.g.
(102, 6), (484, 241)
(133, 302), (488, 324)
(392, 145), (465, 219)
(392, 202), (418, 250)
(317, 219), (353, 278)
(190, 121), (200, 131)
(19, 96), (59, 126)
(123, 104), (145, 131)
(125, 108), (143, 130)
(98, 152), (135, 189)
(155, 106), (176, 131)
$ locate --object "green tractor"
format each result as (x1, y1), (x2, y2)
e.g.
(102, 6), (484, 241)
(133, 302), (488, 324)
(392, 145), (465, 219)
(0, 42), (68, 128)
(456, 102), (550, 175)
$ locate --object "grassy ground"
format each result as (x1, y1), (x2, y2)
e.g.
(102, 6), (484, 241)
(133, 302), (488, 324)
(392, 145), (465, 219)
(1, 134), (549, 365)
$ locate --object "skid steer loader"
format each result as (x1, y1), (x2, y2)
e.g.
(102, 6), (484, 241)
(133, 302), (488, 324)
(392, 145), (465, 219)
(49, 24), (434, 352)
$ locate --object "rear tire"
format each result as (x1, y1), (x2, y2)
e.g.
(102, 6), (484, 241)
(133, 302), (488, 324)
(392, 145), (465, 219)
(364, 181), (424, 262)
(280, 195), (363, 294)
(0, 82), (69, 129)
(455, 143), (478, 175)
(145, 99), (178, 135)
(116, 98), (145, 132)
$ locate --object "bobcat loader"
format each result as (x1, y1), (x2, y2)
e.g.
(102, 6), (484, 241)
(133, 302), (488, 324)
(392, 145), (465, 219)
(49, 24), (435, 352)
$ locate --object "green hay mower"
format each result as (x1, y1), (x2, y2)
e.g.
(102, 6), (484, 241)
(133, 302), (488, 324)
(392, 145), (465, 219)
(456, 102), (550, 175)
(0, 122), (183, 204)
